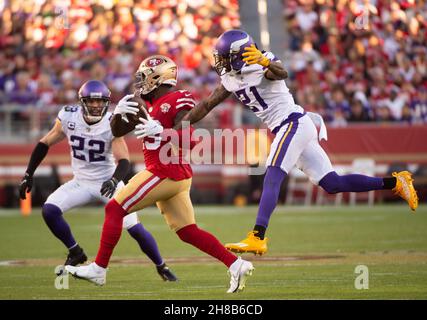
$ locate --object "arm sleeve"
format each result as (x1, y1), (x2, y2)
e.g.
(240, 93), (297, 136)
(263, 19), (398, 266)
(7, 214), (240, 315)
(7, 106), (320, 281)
(26, 142), (49, 176)
(112, 159), (130, 181)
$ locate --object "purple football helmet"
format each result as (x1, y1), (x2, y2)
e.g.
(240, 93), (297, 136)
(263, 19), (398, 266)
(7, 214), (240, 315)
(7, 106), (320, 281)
(213, 29), (255, 75)
(78, 80), (111, 123)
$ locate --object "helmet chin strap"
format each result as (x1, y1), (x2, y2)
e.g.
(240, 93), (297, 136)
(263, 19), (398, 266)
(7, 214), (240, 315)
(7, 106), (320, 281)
(82, 103), (105, 124)
(141, 78), (162, 96)
(80, 96), (110, 123)
(84, 114), (103, 123)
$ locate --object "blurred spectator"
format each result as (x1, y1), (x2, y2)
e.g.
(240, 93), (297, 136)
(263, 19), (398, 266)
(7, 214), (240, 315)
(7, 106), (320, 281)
(285, 0), (427, 124)
(326, 87), (350, 122)
(0, 0), (240, 114)
(347, 98), (372, 122)
(410, 88), (427, 123)
(1, 0), (426, 128)
(376, 106), (395, 123)
(7, 71), (38, 105)
(295, 1), (318, 32)
(380, 86), (408, 121)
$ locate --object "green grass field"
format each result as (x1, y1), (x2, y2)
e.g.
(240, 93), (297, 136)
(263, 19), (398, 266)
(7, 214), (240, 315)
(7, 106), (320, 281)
(0, 204), (426, 299)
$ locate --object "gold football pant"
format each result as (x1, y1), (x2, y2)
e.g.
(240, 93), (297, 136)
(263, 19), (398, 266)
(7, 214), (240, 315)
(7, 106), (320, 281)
(114, 170), (195, 231)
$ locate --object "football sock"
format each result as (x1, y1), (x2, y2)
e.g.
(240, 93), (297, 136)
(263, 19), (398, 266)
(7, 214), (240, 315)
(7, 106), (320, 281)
(127, 223), (163, 266)
(255, 166), (287, 229)
(176, 224), (237, 268)
(253, 225), (266, 240)
(69, 244), (83, 255)
(382, 177), (397, 189)
(95, 199), (126, 268)
(42, 203), (77, 249)
(319, 171), (383, 193)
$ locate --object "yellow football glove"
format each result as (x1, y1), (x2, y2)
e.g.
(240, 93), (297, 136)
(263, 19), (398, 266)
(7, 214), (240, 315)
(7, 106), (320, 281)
(242, 44), (270, 67)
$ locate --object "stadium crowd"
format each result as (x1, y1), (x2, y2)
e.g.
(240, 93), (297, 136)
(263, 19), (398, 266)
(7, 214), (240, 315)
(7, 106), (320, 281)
(284, 0), (427, 124)
(0, 0), (238, 129)
(0, 0), (426, 128)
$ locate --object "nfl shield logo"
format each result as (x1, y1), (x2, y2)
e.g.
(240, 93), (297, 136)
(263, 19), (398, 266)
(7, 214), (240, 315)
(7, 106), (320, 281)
(160, 103), (171, 113)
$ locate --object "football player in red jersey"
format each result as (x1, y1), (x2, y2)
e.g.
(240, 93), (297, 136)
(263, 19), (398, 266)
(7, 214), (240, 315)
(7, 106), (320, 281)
(66, 55), (254, 293)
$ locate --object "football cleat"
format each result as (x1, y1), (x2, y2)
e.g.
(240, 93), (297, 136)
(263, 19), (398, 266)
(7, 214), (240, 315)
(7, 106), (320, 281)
(227, 257), (254, 293)
(156, 263), (178, 282)
(65, 262), (107, 286)
(225, 231), (268, 255)
(392, 171), (418, 211)
(56, 246), (88, 276)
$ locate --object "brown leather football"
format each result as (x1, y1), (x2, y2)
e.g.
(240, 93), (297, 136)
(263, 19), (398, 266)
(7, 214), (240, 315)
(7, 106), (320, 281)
(110, 94), (148, 137)
(125, 94), (148, 124)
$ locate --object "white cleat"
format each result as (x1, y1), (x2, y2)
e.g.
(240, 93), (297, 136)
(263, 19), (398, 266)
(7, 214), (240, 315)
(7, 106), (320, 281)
(227, 257), (254, 293)
(65, 262), (107, 286)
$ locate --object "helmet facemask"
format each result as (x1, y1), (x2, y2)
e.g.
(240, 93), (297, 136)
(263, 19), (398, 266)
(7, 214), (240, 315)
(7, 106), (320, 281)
(134, 55), (178, 97)
(134, 68), (161, 96)
(213, 50), (231, 76)
(78, 80), (111, 124)
(81, 97), (109, 123)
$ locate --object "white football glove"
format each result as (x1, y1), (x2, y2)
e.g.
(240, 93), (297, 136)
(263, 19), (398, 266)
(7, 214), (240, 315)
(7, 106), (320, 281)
(113, 94), (140, 123)
(134, 110), (164, 139)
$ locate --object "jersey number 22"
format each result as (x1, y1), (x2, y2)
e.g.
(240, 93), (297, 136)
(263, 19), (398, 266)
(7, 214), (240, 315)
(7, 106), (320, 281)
(70, 135), (106, 162)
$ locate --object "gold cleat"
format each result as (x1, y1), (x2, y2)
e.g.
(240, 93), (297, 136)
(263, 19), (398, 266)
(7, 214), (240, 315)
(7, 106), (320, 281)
(225, 231), (268, 255)
(392, 171), (418, 212)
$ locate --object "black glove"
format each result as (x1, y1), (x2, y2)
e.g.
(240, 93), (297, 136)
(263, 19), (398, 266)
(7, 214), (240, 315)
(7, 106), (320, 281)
(19, 173), (33, 200)
(100, 177), (119, 198)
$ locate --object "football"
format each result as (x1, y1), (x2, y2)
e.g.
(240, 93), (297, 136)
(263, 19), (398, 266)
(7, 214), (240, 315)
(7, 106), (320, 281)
(125, 93), (148, 124)
(110, 93), (148, 137)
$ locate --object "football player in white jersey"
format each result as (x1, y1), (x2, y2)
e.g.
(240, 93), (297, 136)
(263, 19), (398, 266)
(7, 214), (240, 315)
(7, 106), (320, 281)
(19, 80), (177, 280)
(179, 30), (418, 255)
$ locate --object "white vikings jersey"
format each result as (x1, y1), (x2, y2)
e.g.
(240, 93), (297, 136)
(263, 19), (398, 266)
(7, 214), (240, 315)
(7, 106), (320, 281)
(220, 51), (304, 131)
(57, 105), (115, 182)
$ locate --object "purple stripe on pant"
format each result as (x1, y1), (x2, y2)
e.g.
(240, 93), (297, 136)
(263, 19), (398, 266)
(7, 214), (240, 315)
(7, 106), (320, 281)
(272, 120), (299, 167)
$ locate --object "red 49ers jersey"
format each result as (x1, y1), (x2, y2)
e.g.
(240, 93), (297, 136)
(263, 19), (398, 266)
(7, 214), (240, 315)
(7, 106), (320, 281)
(142, 89), (195, 180)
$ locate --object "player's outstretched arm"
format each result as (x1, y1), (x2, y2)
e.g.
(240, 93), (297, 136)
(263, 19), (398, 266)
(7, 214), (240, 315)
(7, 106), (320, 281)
(19, 119), (66, 199)
(175, 84), (231, 129)
(264, 61), (288, 80)
(100, 137), (131, 198)
(242, 45), (288, 80)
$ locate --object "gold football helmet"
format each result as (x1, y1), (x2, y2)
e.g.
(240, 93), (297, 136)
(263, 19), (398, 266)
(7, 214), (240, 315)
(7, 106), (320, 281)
(135, 55), (178, 95)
